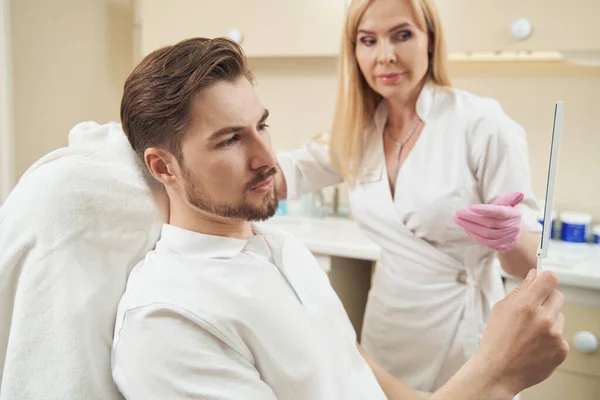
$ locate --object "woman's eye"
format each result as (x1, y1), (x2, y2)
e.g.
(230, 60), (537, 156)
(359, 37), (376, 46)
(395, 31), (412, 41)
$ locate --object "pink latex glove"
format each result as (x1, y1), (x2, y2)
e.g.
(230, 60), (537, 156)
(454, 192), (524, 254)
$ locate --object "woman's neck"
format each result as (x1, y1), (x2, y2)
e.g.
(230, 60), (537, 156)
(385, 81), (425, 130)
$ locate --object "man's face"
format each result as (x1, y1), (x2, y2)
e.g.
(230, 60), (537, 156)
(177, 77), (278, 221)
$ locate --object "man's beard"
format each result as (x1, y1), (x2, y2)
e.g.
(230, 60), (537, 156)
(182, 167), (278, 222)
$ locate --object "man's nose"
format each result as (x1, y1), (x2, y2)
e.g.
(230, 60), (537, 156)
(249, 134), (276, 171)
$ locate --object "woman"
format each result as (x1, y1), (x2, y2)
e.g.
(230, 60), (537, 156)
(275, 0), (541, 393)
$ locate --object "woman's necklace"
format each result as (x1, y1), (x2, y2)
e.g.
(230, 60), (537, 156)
(385, 119), (421, 182)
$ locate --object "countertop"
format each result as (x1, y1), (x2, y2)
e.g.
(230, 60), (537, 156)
(262, 216), (380, 261)
(262, 215), (600, 291)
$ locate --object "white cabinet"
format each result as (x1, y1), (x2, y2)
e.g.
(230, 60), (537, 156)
(437, 0), (600, 53)
(556, 303), (600, 379)
(313, 254), (332, 274)
(504, 279), (600, 399)
(135, 0), (600, 61)
(521, 369), (600, 400)
(135, 0), (346, 58)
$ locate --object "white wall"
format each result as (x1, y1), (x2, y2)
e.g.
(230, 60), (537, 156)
(11, 0), (134, 179)
(0, 0), (15, 202)
(9, 2), (600, 221)
(250, 58), (600, 220)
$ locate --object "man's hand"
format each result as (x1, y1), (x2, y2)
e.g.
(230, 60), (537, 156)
(428, 269), (568, 400)
(362, 269), (568, 400)
(474, 269), (569, 395)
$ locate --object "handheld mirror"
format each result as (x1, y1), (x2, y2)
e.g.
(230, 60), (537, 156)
(537, 101), (564, 273)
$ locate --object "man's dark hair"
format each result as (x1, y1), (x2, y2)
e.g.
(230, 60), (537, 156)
(120, 37), (254, 162)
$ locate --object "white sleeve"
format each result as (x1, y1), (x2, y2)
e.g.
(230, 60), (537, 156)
(112, 304), (278, 400)
(471, 113), (542, 233)
(276, 133), (344, 200)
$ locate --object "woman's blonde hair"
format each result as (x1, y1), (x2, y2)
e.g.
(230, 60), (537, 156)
(329, 0), (452, 185)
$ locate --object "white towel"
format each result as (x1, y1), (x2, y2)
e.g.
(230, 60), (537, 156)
(0, 121), (168, 399)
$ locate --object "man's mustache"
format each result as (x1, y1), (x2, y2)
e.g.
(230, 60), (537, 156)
(247, 167), (277, 190)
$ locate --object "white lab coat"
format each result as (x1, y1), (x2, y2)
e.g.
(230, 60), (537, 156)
(277, 83), (541, 392)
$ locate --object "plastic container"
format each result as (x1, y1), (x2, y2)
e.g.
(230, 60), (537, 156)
(298, 193), (318, 217)
(274, 200), (288, 217)
(560, 211), (593, 243)
(593, 225), (600, 244)
(537, 210), (557, 239)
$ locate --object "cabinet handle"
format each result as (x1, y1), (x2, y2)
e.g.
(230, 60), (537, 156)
(510, 18), (533, 40)
(573, 331), (598, 354)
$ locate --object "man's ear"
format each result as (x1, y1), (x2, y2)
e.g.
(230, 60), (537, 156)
(144, 147), (181, 188)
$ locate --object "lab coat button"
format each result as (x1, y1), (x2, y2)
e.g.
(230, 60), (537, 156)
(456, 270), (467, 284)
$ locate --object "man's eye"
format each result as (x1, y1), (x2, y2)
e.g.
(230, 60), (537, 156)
(219, 135), (239, 148)
(258, 123), (270, 131)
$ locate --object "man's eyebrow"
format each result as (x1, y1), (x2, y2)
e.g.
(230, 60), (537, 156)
(208, 109), (270, 140)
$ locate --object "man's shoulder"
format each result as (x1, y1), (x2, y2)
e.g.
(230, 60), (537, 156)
(115, 250), (249, 345)
(117, 250), (225, 311)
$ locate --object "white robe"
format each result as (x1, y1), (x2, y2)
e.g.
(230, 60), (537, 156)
(277, 83), (541, 392)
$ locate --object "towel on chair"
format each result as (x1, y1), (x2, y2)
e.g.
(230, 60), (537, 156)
(0, 121), (168, 400)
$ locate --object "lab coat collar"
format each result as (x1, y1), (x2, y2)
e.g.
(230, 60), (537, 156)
(154, 223), (249, 259)
(155, 222), (288, 259)
(373, 82), (436, 133)
(358, 83), (436, 180)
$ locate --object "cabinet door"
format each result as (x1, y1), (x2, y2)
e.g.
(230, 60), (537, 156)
(137, 0), (346, 58)
(437, 0), (600, 53)
(520, 370), (600, 400)
(560, 302), (600, 378)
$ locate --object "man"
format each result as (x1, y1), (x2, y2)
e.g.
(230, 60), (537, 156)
(112, 37), (568, 399)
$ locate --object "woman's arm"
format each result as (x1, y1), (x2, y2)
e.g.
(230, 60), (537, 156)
(275, 133), (343, 201)
(461, 108), (542, 267)
(498, 229), (539, 278)
(275, 163), (289, 200)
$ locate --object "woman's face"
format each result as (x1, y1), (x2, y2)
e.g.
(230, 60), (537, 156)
(355, 0), (431, 101)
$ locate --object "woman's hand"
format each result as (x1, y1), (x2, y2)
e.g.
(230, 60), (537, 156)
(454, 192), (524, 253)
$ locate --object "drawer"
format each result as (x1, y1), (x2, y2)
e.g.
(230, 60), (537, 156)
(560, 303), (600, 378)
(520, 370), (600, 400)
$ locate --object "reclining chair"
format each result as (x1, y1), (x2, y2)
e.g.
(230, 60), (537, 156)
(0, 121), (168, 399)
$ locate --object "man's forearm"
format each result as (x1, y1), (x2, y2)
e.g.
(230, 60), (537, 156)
(427, 355), (513, 400)
(360, 345), (513, 400)
(358, 345), (423, 399)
